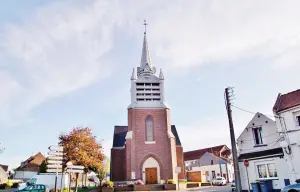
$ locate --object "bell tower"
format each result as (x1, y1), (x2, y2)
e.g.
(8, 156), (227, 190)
(128, 21), (169, 109)
(125, 21), (177, 183)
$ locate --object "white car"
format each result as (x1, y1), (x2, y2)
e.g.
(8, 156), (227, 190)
(212, 177), (227, 186)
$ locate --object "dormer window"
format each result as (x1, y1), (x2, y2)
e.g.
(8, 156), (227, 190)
(253, 127), (263, 145)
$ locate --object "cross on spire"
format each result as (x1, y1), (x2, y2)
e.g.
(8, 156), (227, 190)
(143, 19), (148, 34)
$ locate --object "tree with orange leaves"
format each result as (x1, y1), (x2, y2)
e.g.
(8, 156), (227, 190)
(59, 127), (104, 190)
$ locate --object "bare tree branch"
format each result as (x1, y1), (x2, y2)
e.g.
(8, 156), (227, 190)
(0, 142), (5, 154)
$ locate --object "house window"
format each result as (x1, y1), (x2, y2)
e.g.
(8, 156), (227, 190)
(257, 163), (278, 179)
(211, 160), (214, 165)
(296, 116), (300, 126)
(145, 116), (154, 141)
(253, 127), (263, 145)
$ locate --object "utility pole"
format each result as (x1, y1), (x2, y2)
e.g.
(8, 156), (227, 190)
(225, 87), (242, 192)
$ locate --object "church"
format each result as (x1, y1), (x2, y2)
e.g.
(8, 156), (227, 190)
(110, 24), (184, 184)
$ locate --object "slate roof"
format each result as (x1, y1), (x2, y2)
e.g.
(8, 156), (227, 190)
(184, 145), (229, 161)
(112, 125), (182, 148)
(273, 89), (300, 112)
(112, 126), (128, 148)
(171, 125), (181, 145)
(0, 164), (8, 172)
(238, 147), (283, 160)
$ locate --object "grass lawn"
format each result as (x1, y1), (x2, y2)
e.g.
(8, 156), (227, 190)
(78, 186), (97, 192)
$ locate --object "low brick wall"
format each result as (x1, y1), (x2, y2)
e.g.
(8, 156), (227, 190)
(133, 185), (164, 191)
(114, 186), (133, 191)
(201, 182), (212, 186)
(164, 184), (176, 190)
(186, 183), (199, 188)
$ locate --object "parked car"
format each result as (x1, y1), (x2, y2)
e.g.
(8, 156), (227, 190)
(281, 183), (300, 192)
(212, 177), (227, 186)
(231, 180), (236, 191)
(15, 184), (50, 192)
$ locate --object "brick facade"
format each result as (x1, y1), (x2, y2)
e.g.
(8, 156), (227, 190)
(126, 108), (177, 181)
(110, 148), (126, 181)
(176, 146), (185, 179)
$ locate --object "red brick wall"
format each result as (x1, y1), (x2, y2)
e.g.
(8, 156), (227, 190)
(126, 108), (175, 181)
(111, 148), (126, 181)
(176, 146), (185, 179)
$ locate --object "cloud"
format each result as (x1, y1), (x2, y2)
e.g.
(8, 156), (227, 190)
(0, 0), (125, 126)
(141, 0), (300, 71)
(1, 0), (300, 127)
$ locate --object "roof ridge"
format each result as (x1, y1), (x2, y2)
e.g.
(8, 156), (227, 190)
(282, 89), (300, 96)
(184, 145), (226, 153)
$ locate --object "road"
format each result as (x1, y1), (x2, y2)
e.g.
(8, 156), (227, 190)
(185, 185), (232, 192)
(0, 189), (17, 192)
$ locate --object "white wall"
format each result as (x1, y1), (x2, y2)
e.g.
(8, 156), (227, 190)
(142, 157), (161, 184)
(191, 163), (233, 182)
(275, 107), (300, 183)
(238, 157), (289, 190)
(237, 113), (280, 155)
(14, 171), (38, 180)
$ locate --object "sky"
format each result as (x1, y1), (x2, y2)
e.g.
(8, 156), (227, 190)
(1, 0), (300, 171)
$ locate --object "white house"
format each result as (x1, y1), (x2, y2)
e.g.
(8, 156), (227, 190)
(237, 113), (289, 191)
(184, 145), (234, 183)
(273, 89), (300, 184)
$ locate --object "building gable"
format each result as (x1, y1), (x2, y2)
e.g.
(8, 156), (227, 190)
(0, 164), (8, 172)
(198, 152), (228, 166)
(237, 112), (280, 155)
(184, 145), (230, 161)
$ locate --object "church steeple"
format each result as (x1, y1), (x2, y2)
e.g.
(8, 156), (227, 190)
(137, 20), (156, 76)
(128, 20), (169, 109)
(140, 33), (151, 69)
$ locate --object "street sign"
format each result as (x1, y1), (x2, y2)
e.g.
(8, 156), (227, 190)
(47, 160), (62, 165)
(46, 169), (63, 173)
(48, 156), (63, 160)
(244, 160), (249, 167)
(67, 165), (84, 170)
(48, 151), (64, 156)
(66, 169), (84, 173)
(47, 164), (63, 169)
(48, 146), (63, 151)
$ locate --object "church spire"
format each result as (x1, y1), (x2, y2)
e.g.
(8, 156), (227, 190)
(137, 20), (156, 76)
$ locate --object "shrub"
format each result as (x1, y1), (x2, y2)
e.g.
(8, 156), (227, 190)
(11, 182), (19, 188)
(0, 183), (8, 189)
(134, 180), (144, 185)
(61, 188), (73, 192)
(103, 181), (114, 188)
(7, 180), (13, 187)
(167, 179), (174, 184)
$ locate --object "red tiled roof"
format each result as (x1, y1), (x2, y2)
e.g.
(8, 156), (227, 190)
(15, 152), (46, 171)
(273, 89), (300, 112)
(184, 145), (228, 161)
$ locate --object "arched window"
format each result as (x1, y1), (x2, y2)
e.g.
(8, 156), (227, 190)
(145, 116), (154, 141)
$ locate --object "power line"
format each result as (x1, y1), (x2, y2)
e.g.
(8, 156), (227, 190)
(238, 138), (282, 152)
(231, 104), (278, 119)
(237, 132), (279, 142)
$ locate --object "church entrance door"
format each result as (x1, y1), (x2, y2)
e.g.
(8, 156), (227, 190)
(145, 168), (158, 184)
